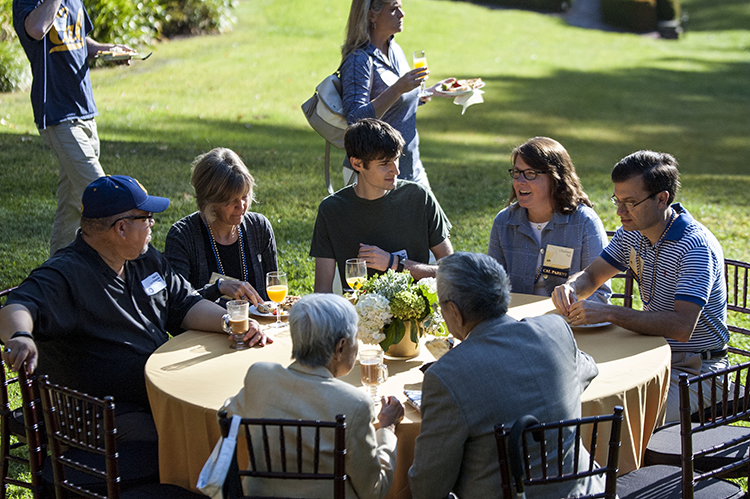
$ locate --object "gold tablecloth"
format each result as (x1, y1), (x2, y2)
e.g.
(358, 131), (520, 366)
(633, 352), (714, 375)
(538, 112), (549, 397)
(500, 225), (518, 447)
(145, 293), (670, 498)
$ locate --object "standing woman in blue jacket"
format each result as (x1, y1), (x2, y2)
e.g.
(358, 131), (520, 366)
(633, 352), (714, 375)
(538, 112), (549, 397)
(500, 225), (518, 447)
(488, 137), (611, 302)
(340, 0), (453, 188)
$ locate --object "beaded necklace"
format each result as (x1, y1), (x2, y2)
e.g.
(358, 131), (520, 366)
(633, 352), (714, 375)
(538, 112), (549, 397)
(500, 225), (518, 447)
(636, 209), (676, 307)
(206, 222), (248, 282)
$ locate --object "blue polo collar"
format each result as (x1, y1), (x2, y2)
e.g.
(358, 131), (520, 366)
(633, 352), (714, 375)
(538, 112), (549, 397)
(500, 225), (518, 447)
(663, 203), (693, 241)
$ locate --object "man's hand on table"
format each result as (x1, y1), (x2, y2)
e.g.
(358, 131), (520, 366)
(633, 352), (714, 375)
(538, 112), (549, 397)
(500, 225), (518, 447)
(375, 395), (405, 432)
(565, 301), (611, 327)
(241, 319), (273, 347)
(551, 283), (578, 317)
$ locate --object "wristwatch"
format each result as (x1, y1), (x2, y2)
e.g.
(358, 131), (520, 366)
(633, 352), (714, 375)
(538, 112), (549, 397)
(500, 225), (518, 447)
(216, 278), (224, 294)
(396, 255), (405, 272)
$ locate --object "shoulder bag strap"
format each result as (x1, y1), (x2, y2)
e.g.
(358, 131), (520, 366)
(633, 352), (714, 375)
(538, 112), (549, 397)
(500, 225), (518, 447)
(325, 141), (333, 195)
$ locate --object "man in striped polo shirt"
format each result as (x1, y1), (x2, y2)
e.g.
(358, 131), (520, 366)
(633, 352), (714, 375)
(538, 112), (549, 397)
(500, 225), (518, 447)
(552, 150), (729, 422)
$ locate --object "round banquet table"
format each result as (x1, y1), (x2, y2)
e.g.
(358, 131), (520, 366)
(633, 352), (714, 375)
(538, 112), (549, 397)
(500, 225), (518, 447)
(145, 293), (670, 499)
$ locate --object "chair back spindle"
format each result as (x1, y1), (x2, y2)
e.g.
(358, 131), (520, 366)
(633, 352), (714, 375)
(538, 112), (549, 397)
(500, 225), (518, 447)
(606, 231), (634, 308)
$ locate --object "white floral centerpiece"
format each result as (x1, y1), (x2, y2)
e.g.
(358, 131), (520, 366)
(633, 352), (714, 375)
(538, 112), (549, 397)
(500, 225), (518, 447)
(354, 270), (447, 351)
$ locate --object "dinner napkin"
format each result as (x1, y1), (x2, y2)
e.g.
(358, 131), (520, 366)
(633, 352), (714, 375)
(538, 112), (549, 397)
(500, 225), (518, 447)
(453, 89), (484, 115)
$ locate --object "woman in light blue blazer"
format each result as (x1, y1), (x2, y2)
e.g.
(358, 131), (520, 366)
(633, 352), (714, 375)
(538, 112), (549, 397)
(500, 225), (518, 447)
(488, 137), (611, 302)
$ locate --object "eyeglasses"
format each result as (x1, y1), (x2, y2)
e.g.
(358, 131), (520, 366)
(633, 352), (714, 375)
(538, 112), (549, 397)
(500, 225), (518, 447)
(509, 168), (547, 181)
(110, 213), (154, 228)
(610, 192), (657, 211)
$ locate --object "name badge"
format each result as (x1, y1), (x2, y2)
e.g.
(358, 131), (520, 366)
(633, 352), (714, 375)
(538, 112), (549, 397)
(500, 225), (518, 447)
(540, 244), (574, 278)
(141, 272), (167, 296)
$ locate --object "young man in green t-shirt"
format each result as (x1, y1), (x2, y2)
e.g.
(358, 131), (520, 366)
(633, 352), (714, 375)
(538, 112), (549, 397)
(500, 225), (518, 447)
(310, 118), (453, 293)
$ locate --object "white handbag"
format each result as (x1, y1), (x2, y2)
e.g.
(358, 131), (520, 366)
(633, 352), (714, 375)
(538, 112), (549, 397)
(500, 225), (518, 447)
(301, 73), (347, 195)
(300, 51), (372, 195)
(196, 414), (241, 499)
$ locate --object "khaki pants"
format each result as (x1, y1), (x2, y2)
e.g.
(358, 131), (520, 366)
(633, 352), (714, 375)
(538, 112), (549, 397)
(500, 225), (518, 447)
(665, 351), (729, 423)
(40, 118), (105, 257)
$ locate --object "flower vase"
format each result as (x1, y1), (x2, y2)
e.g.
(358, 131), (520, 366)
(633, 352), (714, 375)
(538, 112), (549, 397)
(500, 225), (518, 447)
(384, 320), (421, 360)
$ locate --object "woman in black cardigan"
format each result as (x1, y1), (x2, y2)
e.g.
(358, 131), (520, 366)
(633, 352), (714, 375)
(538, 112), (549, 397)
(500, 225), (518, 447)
(165, 147), (277, 304)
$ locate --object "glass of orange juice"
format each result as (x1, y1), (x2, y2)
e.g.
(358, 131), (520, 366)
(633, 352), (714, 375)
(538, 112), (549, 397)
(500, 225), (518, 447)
(266, 271), (288, 328)
(413, 50), (430, 98)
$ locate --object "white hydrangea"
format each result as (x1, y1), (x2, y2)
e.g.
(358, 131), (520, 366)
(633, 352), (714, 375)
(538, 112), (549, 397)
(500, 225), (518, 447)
(417, 277), (437, 295)
(355, 293), (393, 345)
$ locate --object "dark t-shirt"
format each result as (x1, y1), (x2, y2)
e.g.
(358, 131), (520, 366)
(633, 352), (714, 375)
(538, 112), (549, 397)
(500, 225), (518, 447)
(7, 235), (203, 407)
(310, 180), (451, 287)
(13, 0), (97, 128)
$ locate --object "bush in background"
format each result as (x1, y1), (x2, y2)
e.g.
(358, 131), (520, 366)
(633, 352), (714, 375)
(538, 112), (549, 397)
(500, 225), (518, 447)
(85, 0), (164, 47)
(0, 0), (31, 92)
(0, 41), (31, 92)
(160, 0), (238, 37)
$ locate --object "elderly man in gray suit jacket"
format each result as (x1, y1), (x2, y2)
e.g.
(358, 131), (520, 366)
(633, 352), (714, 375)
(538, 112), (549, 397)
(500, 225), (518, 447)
(408, 252), (603, 499)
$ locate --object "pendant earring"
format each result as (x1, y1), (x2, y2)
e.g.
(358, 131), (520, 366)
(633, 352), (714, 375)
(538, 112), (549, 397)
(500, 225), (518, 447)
(370, 21), (376, 30)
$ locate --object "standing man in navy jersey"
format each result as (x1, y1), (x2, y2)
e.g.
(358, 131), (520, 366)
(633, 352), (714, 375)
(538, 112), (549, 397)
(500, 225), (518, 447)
(13, 0), (135, 256)
(552, 150), (729, 422)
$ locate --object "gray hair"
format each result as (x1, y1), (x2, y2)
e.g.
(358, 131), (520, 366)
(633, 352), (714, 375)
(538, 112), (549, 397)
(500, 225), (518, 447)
(290, 294), (359, 367)
(437, 253), (511, 323)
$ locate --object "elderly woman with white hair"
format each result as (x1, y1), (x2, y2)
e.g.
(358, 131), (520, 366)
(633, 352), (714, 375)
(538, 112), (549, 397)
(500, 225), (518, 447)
(165, 147), (277, 304)
(222, 294), (404, 499)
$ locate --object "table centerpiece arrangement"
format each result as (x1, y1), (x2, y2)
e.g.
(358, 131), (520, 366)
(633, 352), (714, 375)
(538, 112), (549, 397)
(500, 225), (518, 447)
(352, 270), (447, 359)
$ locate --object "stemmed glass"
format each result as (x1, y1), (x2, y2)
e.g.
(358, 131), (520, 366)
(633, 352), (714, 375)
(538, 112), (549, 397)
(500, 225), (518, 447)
(265, 271), (288, 328)
(412, 50), (431, 98)
(345, 258), (367, 294)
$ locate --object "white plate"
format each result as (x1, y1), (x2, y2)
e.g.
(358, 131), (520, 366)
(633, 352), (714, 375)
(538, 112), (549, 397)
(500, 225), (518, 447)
(434, 80), (485, 97)
(249, 304), (288, 319)
(570, 321), (612, 329)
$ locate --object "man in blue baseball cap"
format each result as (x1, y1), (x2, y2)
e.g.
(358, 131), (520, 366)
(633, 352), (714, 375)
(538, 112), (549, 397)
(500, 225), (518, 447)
(0, 175), (271, 442)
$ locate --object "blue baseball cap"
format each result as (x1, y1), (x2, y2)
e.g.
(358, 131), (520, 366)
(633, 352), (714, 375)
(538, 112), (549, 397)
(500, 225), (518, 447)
(81, 175), (170, 218)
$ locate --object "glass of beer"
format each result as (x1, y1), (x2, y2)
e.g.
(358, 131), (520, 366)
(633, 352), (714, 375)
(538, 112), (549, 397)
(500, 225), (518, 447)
(222, 299), (250, 350)
(360, 349), (388, 403)
(345, 258), (367, 293)
(266, 271), (288, 329)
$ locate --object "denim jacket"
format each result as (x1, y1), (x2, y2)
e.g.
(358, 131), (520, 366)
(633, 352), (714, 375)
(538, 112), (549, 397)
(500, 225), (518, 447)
(488, 203), (611, 302)
(340, 39), (423, 180)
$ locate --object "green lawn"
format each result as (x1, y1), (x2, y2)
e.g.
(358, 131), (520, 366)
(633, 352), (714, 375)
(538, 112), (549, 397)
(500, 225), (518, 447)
(0, 0), (749, 494)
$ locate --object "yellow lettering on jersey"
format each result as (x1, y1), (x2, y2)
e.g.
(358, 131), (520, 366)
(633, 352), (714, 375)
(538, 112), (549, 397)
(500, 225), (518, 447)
(49, 7), (84, 53)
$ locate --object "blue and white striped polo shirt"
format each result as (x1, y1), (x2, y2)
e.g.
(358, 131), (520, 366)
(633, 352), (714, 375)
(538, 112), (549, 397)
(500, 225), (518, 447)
(601, 203), (728, 353)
